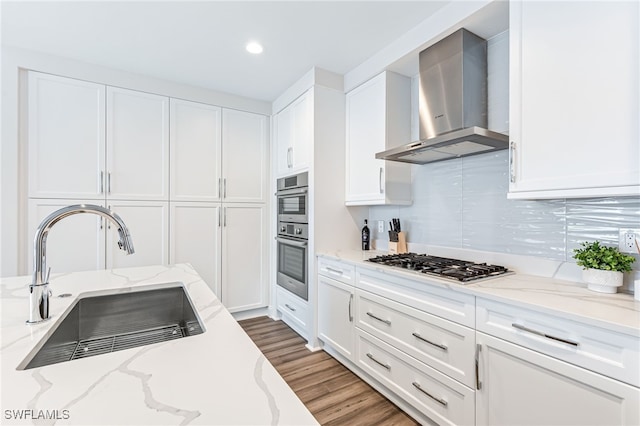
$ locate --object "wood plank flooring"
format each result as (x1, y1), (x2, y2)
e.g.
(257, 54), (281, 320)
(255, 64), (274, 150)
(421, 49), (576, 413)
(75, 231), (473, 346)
(238, 316), (419, 426)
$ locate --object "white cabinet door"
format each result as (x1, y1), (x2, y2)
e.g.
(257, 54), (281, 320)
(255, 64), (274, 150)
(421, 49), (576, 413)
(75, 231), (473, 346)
(274, 90), (312, 177)
(106, 87), (169, 200)
(220, 204), (267, 312)
(509, 1), (640, 199)
(170, 99), (222, 201)
(318, 274), (355, 360)
(476, 332), (640, 426)
(291, 90), (312, 172)
(345, 71), (411, 205)
(221, 109), (268, 203)
(27, 199), (105, 275)
(170, 202), (222, 295)
(275, 103), (294, 177)
(106, 201), (168, 269)
(28, 72), (105, 200)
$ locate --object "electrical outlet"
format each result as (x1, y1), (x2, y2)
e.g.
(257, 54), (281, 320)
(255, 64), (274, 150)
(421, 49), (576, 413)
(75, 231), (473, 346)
(377, 220), (384, 233)
(618, 229), (640, 254)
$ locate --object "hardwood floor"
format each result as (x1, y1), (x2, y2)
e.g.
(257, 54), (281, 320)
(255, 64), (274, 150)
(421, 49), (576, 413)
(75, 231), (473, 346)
(238, 316), (419, 426)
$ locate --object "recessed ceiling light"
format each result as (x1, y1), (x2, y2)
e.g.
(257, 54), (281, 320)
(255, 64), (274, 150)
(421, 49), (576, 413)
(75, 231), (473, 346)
(246, 42), (263, 54)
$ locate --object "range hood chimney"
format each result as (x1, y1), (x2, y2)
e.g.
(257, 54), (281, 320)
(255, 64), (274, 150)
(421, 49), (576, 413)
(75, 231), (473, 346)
(376, 28), (508, 164)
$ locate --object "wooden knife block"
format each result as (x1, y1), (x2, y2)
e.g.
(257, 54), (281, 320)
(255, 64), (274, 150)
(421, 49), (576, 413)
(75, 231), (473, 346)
(388, 232), (407, 254)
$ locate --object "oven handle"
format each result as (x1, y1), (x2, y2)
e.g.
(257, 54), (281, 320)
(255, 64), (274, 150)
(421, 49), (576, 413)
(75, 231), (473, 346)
(276, 187), (308, 197)
(276, 237), (308, 248)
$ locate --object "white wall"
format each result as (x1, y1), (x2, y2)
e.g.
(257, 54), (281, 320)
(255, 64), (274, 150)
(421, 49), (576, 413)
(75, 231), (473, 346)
(0, 46), (271, 277)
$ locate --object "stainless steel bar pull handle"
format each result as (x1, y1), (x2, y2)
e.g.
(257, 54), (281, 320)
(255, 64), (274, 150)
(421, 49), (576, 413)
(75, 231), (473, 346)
(348, 294), (353, 322)
(285, 304), (296, 312)
(107, 172), (112, 194)
(366, 312), (391, 325)
(223, 207), (227, 227)
(100, 171), (104, 194)
(412, 332), (448, 351)
(411, 382), (448, 407)
(325, 266), (343, 275)
(218, 178), (222, 198)
(512, 323), (579, 347)
(379, 167), (384, 194)
(223, 178), (227, 199)
(366, 353), (390, 370)
(475, 344), (482, 390)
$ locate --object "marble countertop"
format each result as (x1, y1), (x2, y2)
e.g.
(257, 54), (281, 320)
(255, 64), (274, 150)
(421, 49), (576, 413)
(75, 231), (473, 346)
(319, 250), (640, 336)
(0, 264), (318, 426)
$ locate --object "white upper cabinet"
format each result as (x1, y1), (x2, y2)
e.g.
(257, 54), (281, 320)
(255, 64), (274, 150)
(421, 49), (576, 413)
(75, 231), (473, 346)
(345, 71), (412, 205)
(508, 1), (640, 199)
(106, 87), (169, 201)
(274, 89), (312, 177)
(28, 72), (105, 200)
(170, 99), (222, 201)
(222, 109), (268, 203)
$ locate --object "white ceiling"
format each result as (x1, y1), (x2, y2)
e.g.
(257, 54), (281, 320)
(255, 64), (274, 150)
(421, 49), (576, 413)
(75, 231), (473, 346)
(1, 1), (451, 101)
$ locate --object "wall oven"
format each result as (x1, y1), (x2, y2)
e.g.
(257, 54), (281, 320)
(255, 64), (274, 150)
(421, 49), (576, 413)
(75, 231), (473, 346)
(277, 172), (308, 223)
(276, 222), (308, 300)
(276, 172), (309, 300)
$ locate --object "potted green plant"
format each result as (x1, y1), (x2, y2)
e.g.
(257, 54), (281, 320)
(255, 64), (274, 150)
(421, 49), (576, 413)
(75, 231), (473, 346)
(572, 241), (636, 293)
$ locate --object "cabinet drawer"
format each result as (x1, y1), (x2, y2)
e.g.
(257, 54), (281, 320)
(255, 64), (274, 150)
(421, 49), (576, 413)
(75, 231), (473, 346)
(356, 289), (475, 388)
(356, 267), (475, 327)
(276, 287), (308, 336)
(477, 298), (640, 387)
(356, 329), (475, 426)
(317, 257), (355, 285)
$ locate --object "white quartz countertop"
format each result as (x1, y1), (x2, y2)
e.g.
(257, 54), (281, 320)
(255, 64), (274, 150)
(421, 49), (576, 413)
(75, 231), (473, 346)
(318, 250), (640, 336)
(0, 264), (318, 426)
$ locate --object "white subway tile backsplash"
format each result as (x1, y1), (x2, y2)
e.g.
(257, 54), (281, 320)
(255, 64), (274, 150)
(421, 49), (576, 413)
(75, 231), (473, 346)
(369, 151), (640, 270)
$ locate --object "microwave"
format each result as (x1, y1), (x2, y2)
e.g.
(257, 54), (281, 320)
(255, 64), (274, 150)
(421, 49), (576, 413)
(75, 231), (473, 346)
(276, 172), (308, 224)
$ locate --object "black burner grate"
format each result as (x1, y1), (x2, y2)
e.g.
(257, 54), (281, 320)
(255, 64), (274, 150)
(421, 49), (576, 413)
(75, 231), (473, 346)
(367, 253), (511, 283)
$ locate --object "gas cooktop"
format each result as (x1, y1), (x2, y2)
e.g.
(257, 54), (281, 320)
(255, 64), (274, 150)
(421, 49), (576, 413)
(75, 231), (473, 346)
(366, 253), (513, 283)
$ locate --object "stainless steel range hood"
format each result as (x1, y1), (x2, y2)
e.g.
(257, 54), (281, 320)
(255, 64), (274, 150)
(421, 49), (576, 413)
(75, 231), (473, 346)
(376, 29), (508, 165)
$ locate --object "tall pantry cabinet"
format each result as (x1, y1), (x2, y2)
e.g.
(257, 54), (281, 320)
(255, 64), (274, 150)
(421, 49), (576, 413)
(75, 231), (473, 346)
(26, 71), (269, 313)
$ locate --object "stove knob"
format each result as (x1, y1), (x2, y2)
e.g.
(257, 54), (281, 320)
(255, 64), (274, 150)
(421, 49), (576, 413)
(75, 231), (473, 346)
(280, 226), (286, 232)
(295, 228), (302, 235)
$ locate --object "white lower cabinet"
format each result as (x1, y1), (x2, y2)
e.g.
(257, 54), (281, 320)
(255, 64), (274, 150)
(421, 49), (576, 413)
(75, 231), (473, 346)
(276, 286), (309, 340)
(170, 202), (221, 293)
(106, 201), (168, 269)
(27, 199), (106, 275)
(476, 332), (640, 426)
(356, 289), (475, 388)
(317, 274), (355, 360)
(356, 329), (475, 426)
(316, 258), (640, 426)
(220, 204), (267, 312)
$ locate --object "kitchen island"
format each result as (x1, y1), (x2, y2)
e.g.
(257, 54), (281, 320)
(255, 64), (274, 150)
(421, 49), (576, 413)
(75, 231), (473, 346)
(0, 264), (318, 426)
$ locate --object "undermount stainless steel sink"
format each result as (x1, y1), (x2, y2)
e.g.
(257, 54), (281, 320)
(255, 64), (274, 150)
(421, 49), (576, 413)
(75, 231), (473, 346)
(19, 283), (205, 370)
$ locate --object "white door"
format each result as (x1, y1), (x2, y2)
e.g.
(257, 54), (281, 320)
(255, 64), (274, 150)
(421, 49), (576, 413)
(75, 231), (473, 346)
(28, 72), (105, 199)
(318, 275), (355, 360)
(291, 90), (312, 172)
(106, 87), (169, 200)
(221, 109), (267, 203)
(275, 104), (293, 177)
(27, 199), (105, 275)
(106, 201), (168, 269)
(170, 202), (222, 295)
(509, 1), (639, 197)
(346, 74), (386, 202)
(220, 204), (267, 312)
(170, 99), (222, 201)
(476, 332), (640, 426)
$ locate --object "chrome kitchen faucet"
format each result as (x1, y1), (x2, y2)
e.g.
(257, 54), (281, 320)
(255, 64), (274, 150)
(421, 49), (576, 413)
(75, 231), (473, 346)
(28, 204), (135, 324)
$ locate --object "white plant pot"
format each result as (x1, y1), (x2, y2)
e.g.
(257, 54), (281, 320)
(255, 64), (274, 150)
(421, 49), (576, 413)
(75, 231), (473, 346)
(582, 268), (623, 294)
